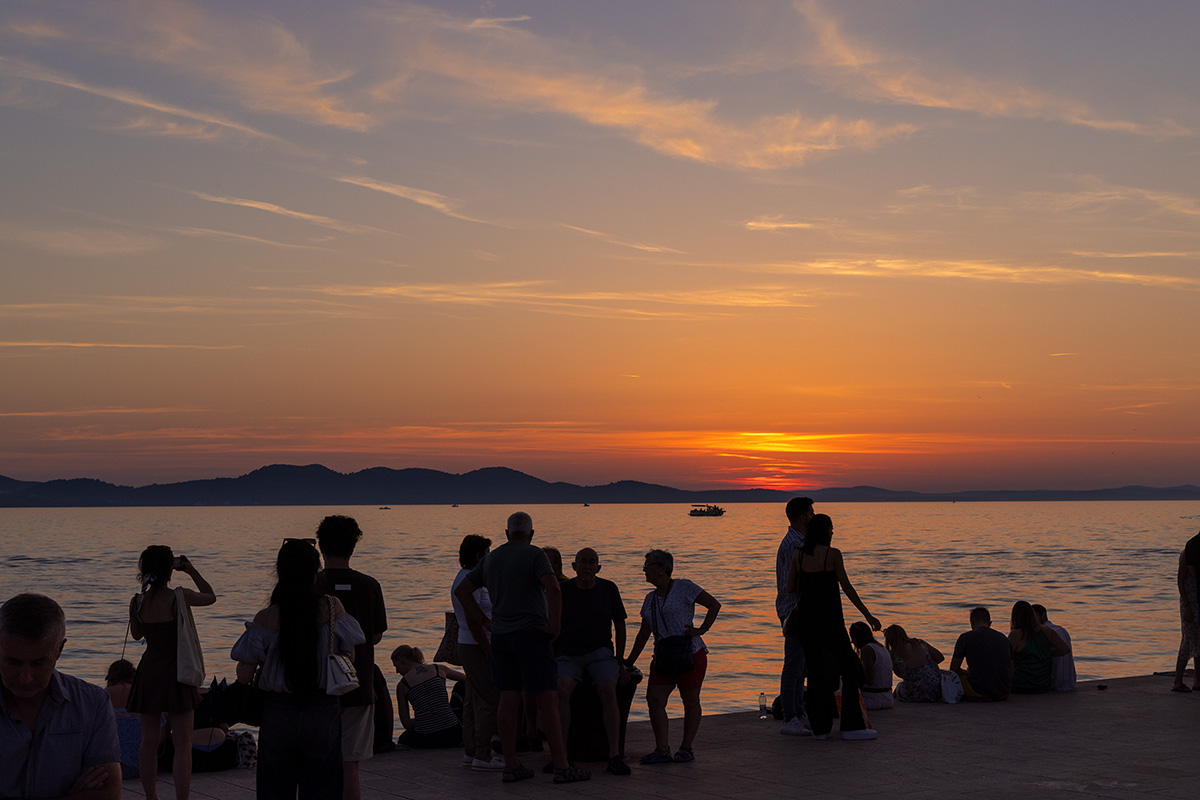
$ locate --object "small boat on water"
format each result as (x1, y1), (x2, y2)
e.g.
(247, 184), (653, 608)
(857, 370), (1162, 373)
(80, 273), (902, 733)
(689, 503), (725, 517)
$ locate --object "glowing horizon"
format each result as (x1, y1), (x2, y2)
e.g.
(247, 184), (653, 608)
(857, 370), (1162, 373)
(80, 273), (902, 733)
(2, 2), (1198, 492)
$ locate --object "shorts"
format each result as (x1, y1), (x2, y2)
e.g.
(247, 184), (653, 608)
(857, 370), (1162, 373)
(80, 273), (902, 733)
(340, 704), (375, 761)
(556, 647), (619, 684)
(491, 629), (557, 692)
(648, 647), (708, 691)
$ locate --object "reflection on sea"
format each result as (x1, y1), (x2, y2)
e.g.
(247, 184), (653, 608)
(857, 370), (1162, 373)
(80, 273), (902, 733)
(1, 501), (1194, 718)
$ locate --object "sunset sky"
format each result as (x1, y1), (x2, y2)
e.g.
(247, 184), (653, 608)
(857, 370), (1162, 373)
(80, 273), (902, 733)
(2, 1), (1198, 492)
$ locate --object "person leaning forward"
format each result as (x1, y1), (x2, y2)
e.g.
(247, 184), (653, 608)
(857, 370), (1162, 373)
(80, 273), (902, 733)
(1, 593), (121, 799)
(454, 512), (590, 784)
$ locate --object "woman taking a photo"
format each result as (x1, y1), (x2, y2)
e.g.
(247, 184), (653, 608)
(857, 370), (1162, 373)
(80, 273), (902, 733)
(127, 546), (216, 800)
(786, 514), (881, 740)
(232, 539), (364, 799)
(626, 549), (721, 765)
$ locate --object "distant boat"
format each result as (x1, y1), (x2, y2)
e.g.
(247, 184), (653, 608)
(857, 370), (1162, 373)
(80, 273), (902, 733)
(452, 503), (459, 508)
(689, 503), (725, 517)
(378, 506), (390, 510)
(583, 503), (590, 507)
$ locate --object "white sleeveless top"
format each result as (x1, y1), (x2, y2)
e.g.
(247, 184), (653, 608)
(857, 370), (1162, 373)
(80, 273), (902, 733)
(863, 642), (892, 690)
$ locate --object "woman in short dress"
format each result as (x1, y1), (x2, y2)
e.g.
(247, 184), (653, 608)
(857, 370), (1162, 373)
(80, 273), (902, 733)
(391, 645), (467, 748)
(884, 624), (944, 702)
(786, 515), (882, 739)
(626, 549), (721, 765)
(232, 539), (365, 800)
(127, 546), (216, 800)
(1009, 600), (1070, 694)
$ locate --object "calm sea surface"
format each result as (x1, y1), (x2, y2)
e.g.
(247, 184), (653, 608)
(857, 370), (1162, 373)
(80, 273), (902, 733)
(2, 502), (1197, 720)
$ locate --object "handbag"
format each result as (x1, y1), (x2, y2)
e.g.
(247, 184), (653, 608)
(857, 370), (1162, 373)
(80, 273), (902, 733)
(175, 587), (205, 686)
(940, 669), (964, 704)
(433, 611), (461, 665)
(325, 595), (359, 696)
(650, 585), (695, 676)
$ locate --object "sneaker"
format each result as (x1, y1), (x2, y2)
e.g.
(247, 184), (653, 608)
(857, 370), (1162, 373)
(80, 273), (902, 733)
(841, 728), (878, 741)
(814, 733), (829, 741)
(471, 756), (506, 771)
(780, 716), (812, 736)
(607, 756), (631, 776)
(462, 754), (475, 766)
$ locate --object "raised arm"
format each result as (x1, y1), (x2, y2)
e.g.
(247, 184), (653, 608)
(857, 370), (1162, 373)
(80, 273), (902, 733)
(832, 549), (880, 630)
(178, 555), (216, 606)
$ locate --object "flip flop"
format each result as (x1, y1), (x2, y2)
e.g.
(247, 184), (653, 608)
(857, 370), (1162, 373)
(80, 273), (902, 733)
(501, 765), (534, 783)
(1170, 685), (1192, 693)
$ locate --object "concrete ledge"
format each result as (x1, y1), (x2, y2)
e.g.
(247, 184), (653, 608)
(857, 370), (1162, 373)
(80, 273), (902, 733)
(123, 675), (1197, 799)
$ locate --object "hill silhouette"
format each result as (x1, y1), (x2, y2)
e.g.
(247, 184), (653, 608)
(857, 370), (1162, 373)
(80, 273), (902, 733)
(0, 464), (1197, 507)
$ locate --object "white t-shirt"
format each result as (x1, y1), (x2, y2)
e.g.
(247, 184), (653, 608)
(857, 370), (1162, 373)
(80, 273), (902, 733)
(1044, 621), (1076, 691)
(640, 578), (707, 654)
(451, 567), (492, 645)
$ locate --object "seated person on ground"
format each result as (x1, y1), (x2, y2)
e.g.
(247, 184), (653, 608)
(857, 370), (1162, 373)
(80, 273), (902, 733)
(1009, 600), (1071, 694)
(850, 622), (893, 710)
(1032, 604), (1076, 691)
(950, 607), (1012, 701)
(392, 645), (466, 748)
(884, 624), (944, 702)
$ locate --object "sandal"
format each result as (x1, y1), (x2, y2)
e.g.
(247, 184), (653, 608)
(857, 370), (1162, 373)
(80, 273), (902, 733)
(1171, 684), (1192, 693)
(552, 764), (591, 784)
(673, 746), (695, 763)
(501, 765), (534, 783)
(640, 747), (673, 765)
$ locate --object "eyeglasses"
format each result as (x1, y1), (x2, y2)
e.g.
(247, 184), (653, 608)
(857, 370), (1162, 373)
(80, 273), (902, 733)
(283, 537), (317, 546)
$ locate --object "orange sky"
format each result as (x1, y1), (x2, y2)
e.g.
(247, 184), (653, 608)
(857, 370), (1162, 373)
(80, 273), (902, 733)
(2, 1), (1198, 491)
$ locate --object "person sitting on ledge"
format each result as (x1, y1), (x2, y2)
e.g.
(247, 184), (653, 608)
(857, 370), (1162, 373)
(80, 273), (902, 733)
(391, 645), (466, 749)
(850, 622), (893, 710)
(1032, 604), (1075, 691)
(885, 624), (944, 703)
(1008, 600), (1070, 694)
(950, 607), (1012, 701)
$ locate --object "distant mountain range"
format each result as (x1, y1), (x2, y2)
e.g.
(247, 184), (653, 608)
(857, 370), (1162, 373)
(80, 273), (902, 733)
(1, 464), (1199, 507)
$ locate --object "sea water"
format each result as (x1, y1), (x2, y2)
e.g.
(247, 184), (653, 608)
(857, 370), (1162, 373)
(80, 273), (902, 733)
(1, 501), (1196, 718)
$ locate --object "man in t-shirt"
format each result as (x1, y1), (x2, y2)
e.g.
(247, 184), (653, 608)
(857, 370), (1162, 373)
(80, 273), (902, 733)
(1033, 604), (1076, 691)
(950, 607), (1012, 701)
(776, 497), (813, 735)
(316, 515), (388, 800)
(456, 512), (589, 783)
(555, 548), (630, 776)
(1, 593), (121, 800)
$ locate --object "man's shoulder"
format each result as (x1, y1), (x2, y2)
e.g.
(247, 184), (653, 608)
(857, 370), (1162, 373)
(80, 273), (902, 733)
(595, 576), (621, 592)
(52, 671), (110, 711)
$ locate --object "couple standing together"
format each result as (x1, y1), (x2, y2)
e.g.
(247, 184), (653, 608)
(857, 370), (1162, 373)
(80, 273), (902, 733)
(775, 497), (882, 741)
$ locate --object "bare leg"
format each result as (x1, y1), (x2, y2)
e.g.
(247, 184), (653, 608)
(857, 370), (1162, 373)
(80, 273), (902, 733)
(556, 676), (578, 746)
(342, 761), (360, 800)
(167, 711), (194, 800)
(1173, 650), (1189, 690)
(596, 681), (621, 757)
(497, 690), (522, 769)
(679, 687), (702, 750)
(138, 713), (163, 800)
(535, 689), (569, 770)
(646, 685), (671, 751)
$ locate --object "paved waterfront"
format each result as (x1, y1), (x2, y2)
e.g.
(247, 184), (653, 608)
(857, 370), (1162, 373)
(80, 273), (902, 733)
(124, 675), (1197, 799)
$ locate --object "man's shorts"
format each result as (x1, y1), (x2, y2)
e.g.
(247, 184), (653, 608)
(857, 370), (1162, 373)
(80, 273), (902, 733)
(556, 647), (619, 684)
(648, 647), (708, 691)
(340, 704), (374, 761)
(491, 629), (557, 692)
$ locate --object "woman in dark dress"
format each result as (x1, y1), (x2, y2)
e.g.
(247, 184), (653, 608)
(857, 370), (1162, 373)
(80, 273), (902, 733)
(1009, 600), (1070, 693)
(786, 514), (881, 740)
(127, 546), (216, 800)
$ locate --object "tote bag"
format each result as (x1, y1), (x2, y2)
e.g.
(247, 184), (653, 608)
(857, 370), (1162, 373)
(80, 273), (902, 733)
(175, 587), (205, 686)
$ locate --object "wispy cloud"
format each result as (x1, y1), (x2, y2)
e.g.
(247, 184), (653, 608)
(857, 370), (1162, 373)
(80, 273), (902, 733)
(744, 215), (820, 231)
(0, 341), (241, 350)
(0, 55), (287, 145)
(166, 227), (332, 251)
(797, 0), (1189, 138)
(0, 220), (161, 256)
(559, 224), (685, 254)
(188, 191), (397, 236)
(0, 406), (206, 418)
(334, 175), (498, 224)
(1024, 176), (1200, 219)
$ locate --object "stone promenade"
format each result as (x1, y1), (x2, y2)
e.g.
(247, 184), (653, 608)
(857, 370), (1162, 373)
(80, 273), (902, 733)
(123, 675), (1197, 799)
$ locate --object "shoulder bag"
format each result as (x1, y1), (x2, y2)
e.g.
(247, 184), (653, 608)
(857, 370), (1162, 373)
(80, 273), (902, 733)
(650, 584), (695, 676)
(175, 586), (205, 686)
(433, 611), (461, 665)
(325, 595), (360, 696)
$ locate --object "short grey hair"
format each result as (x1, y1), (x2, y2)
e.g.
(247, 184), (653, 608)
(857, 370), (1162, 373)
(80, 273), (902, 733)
(644, 549), (674, 576)
(0, 593), (66, 642)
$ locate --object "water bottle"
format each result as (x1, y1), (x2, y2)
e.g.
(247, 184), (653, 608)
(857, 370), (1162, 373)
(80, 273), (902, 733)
(758, 692), (768, 719)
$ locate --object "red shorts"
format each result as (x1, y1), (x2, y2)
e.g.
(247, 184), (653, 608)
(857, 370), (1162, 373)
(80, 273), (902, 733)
(648, 648), (708, 691)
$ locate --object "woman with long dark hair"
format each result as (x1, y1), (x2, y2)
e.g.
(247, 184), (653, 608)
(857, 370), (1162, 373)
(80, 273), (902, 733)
(1009, 600), (1070, 694)
(232, 539), (364, 799)
(127, 546), (216, 800)
(785, 514), (881, 740)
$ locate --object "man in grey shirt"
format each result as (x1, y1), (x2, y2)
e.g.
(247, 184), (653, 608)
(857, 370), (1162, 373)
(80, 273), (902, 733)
(456, 512), (589, 783)
(1, 593), (121, 799)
